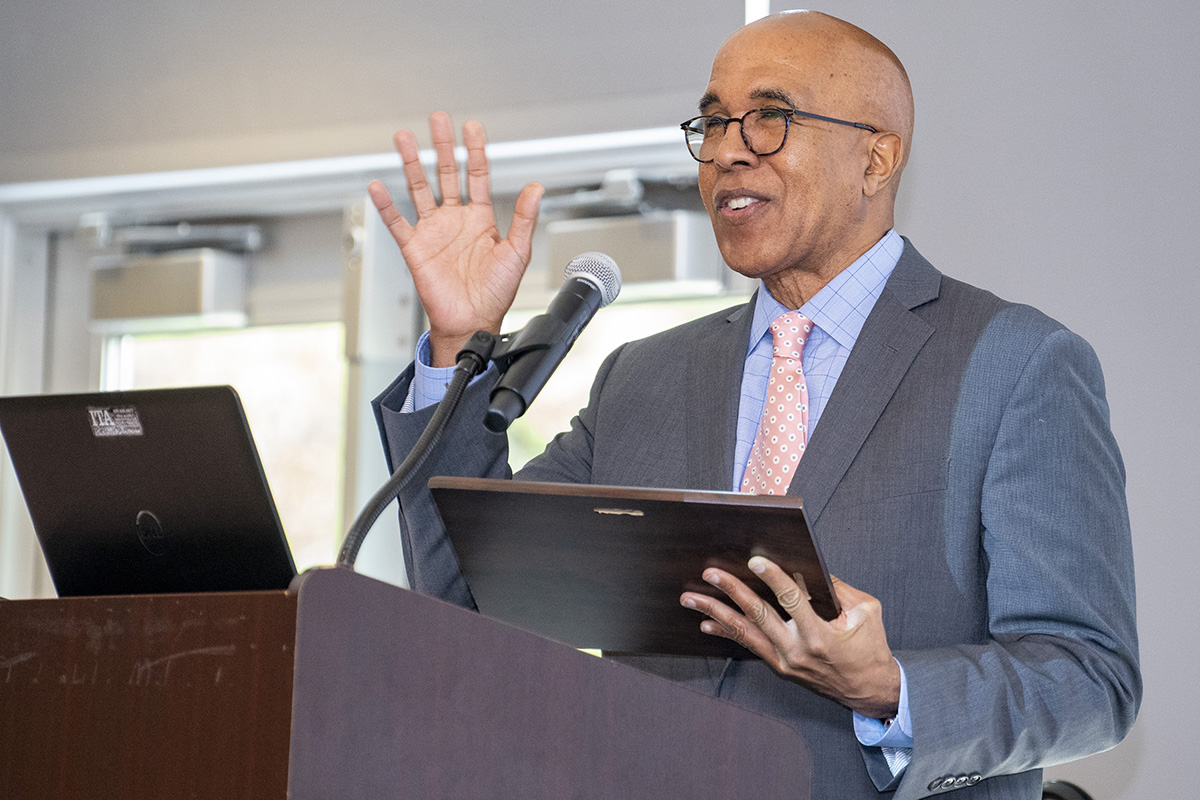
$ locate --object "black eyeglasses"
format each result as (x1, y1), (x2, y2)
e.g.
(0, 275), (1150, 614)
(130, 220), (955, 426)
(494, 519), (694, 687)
(680, 107), (878, 163)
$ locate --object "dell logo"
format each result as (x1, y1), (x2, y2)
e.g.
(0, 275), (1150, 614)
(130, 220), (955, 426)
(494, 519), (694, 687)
(135, 510), (167, 556)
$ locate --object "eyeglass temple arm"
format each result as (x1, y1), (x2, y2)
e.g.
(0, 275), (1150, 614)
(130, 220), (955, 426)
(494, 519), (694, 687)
(788, 108), (878, 133)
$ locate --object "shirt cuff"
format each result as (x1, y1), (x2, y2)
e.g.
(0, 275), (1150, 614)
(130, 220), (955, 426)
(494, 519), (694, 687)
(853, 658), (913, 749)
(404, 331), (461, 413)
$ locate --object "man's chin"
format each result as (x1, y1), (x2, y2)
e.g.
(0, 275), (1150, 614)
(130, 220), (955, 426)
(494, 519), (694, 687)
(720, 256), (774, 284)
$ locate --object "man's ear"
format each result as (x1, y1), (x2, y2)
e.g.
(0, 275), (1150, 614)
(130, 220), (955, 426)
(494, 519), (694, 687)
(863, 132), (904, 197)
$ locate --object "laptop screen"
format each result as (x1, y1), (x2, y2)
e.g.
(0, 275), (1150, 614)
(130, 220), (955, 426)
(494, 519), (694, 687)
(0, 386), (297, 596)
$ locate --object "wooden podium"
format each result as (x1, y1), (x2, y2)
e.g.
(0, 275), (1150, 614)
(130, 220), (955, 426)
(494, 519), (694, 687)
(0, 568), (811, 799)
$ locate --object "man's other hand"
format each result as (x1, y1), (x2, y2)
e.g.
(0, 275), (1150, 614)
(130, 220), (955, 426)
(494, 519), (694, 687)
(681, 557), (901, 719)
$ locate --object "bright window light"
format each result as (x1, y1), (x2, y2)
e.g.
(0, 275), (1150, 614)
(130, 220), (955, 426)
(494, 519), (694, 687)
(745, 0), (771, 25)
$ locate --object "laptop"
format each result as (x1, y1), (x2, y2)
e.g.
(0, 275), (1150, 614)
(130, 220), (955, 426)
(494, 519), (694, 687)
(429, 476), (840, 658)
(0, 386), (297, 596)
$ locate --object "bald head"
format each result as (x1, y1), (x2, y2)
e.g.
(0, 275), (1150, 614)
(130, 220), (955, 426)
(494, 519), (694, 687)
(716, 11), (914, 181)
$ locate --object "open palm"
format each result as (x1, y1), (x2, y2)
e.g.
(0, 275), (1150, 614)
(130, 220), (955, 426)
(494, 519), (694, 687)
(369, 112), (543, 367)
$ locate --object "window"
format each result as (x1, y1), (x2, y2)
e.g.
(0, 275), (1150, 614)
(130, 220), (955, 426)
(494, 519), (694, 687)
(504, 296), (745, 469)
(102, 323), (347, 571)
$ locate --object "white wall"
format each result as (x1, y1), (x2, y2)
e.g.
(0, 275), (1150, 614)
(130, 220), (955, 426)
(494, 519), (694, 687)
(0, 217), (53, 598)
(1, 3), (1195, 797)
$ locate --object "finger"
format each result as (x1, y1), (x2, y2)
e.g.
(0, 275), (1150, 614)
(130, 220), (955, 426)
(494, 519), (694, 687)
(395, 129), (437, 217)
(792, 572), (811, 602)
(367, 180), (414, 248)
(748, 557), (821, 624)
(828, 575), (876, 631)
(429, 110), (462, 206)
(507, 182), (544, 260)
(828, 574), (874, 612)
(701, 567), (787, 637)
(680, 592), (775, 656)
(462, 119), (492, 207)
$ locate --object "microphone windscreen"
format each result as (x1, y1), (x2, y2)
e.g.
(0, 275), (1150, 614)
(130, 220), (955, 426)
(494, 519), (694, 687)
(564, 252), (621, 307)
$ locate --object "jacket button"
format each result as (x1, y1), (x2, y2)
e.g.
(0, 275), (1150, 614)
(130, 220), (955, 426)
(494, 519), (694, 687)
(953, 776), (970, 788)
(968, 774), (982, 785)
(928, 778), (944, 791)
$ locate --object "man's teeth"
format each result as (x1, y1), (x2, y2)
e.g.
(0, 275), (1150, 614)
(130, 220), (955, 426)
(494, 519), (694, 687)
(728, 197), (760, 210)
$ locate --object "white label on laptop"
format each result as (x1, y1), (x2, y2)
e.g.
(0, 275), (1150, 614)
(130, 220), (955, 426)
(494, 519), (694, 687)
(87, 405), (144, 437)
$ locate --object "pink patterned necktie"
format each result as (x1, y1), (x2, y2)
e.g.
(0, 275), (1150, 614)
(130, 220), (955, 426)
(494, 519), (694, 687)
(741, 313), (813, 495)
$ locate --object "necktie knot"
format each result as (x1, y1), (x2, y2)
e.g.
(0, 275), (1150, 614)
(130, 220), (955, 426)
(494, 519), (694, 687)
(770, 314), (812, 362)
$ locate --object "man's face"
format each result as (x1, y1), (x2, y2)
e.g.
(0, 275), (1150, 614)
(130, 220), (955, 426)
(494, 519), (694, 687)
(698, 25), (878, 286)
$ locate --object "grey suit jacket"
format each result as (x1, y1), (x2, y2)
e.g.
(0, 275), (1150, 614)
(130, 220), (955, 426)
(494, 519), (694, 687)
(374, 241), (1140, 800)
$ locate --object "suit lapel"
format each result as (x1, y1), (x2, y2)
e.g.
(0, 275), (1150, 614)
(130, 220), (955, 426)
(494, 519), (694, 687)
(685, 296), (757, 491)
(789, 242), (942, 523)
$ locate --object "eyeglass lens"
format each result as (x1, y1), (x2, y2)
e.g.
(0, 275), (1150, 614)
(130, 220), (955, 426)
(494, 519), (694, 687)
(685, 109), (790, 161)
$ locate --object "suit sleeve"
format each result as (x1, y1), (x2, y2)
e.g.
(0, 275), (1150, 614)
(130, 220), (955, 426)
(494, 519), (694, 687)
(373, 364), (507, 607)
(889, 324), (1141, 798)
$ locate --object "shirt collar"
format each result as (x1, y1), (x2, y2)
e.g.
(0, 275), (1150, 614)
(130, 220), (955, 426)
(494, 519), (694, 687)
(749, 229), (905, 354)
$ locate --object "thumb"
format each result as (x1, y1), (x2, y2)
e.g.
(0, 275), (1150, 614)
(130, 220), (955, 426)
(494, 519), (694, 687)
(507, 181), (544, 258)
(829, 575), (870, 631)
(840, 603), (869, 631)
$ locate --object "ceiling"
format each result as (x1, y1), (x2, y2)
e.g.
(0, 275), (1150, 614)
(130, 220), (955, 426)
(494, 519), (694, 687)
(0, 0), (741, 182)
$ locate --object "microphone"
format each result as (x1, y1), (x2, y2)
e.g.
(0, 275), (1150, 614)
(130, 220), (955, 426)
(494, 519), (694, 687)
(485, 252), (621, 433)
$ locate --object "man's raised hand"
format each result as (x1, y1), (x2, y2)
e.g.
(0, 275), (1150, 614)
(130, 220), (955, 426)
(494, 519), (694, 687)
(368, 112), (543, 367)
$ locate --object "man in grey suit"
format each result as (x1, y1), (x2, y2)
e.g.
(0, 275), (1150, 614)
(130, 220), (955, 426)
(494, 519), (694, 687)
(368, 11), (1139, 799)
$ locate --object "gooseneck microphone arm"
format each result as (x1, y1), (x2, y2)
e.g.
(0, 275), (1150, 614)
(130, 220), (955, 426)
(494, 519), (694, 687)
(336, 332), (494, 568)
